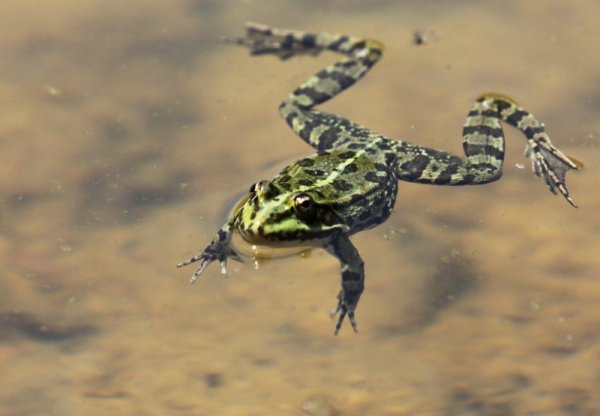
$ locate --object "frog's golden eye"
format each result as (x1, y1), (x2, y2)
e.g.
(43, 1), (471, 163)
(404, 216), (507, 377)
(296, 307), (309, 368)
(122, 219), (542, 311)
(293, 193), (316, 218)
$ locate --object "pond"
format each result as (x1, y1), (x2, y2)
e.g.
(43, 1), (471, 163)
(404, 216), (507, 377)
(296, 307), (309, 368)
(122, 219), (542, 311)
(1, 1), (599, 415)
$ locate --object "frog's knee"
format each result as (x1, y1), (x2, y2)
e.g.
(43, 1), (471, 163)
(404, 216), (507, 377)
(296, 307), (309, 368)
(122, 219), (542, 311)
(477, 92), (519, 107)
(352, 38), (385, 55)
(363, 38), (385, 52)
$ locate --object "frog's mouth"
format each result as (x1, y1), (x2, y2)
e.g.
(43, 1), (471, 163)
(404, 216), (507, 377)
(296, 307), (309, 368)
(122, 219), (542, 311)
(237, 224), (315, 247)
(237, 222), (349, 247)
(237, 225), (274, 245)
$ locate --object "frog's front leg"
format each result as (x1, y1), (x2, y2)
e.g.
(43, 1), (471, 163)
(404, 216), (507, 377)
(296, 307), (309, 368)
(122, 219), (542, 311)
(325, 234), (365, 335)
(177, 223), (242, 283)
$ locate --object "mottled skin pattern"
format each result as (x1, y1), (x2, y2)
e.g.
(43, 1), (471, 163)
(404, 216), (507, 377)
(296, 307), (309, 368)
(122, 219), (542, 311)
(178, 23), (580, 335)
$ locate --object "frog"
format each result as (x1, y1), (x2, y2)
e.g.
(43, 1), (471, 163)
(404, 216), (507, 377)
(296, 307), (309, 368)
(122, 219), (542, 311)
(178, 23), (580, 335)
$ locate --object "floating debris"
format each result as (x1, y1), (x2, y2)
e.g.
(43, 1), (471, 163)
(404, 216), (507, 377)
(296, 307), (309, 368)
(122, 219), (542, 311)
(44, 84), (62, 97)
(413, 30), (438, 46)
(301, 395), (338, 416)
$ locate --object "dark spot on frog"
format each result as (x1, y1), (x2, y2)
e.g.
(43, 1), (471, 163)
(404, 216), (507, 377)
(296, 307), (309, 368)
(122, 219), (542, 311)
(365, 171), (386, 183)
(365, 146), (378, 155)
(303, 169), (326, 177)
(297, 158), (315, 167)
(358, 210), (371, 221)
(342, 163), (358, 174)
(277, 181), (292, 191)
(378, 140), (392, 151)
(384, 152), (396, 165)
(332, 179), (353, 191)
(297, 178), (315, 186)
(315, 127), (339, 152)
(285, 111), (298, 126)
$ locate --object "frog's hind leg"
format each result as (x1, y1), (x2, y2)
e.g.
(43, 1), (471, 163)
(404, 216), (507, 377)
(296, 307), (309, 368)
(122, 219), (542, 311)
(224, 22), (358, 59)
(227, 23), (384, 152)
(466, 94), (580, 207)
(396, 94), (579, 207)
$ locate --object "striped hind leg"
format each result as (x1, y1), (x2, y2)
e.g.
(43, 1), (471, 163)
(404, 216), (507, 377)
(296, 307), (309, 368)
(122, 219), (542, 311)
(395, 94), (579, 207)
(227, 23), (384, 152)
(465, 94), (580, 207)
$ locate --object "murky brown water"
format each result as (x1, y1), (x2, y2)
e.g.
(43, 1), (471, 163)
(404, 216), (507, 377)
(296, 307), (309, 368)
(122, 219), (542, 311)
(1, 1), (599, 415)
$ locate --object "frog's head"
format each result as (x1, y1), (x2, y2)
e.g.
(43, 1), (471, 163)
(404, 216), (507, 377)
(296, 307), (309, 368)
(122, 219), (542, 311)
(235, 180), (348, 246)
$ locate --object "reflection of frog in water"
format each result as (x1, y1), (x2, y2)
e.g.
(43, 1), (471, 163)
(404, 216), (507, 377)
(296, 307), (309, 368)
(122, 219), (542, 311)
(179, 23), (580, 334)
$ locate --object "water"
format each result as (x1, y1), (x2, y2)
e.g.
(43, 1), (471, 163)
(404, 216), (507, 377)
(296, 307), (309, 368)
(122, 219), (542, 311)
(1, 1), (599, 414)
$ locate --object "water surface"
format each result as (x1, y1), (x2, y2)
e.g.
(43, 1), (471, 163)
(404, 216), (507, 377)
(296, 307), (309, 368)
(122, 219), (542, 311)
(1, 1), (599, 415)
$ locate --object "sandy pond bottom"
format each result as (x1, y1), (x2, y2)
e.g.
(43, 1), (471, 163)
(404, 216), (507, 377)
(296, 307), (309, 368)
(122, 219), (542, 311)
(1, 1), (600, 415)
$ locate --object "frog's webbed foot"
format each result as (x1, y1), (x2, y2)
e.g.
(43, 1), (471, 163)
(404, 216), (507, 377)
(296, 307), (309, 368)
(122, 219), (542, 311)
(223, 22), (324, 60)
(325, 235), (364, 335)
(330, 290), (359, 335)
(177, 225), (242, 283)
(524, 136), (581, 208)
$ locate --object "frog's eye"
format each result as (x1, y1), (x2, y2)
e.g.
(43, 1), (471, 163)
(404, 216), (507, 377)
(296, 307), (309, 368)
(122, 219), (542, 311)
(293, 193), (316, 218)
(249, 180), (268, 195)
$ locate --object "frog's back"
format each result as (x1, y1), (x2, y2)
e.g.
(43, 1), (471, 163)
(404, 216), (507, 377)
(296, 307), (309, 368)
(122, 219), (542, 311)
(273, 146), (397, 233)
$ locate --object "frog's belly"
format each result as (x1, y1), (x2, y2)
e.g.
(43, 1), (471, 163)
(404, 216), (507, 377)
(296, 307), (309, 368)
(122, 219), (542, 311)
(230, 229), (318, 260)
